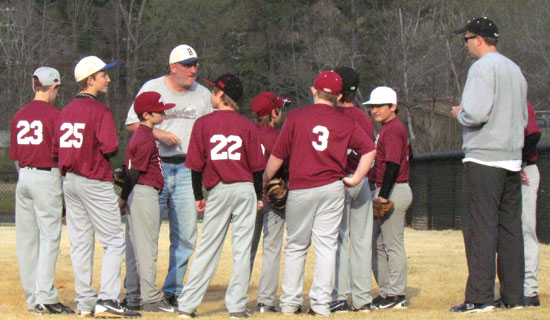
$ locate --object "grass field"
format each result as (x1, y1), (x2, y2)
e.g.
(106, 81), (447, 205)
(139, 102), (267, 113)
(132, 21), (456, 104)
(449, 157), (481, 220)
(0, 224), (548, 319)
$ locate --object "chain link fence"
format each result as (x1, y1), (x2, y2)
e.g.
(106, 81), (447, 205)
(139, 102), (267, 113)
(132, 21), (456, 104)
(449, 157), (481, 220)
(2, 144), (550, 244)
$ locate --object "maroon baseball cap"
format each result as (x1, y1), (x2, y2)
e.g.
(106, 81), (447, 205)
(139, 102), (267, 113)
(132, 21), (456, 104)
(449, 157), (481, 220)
(204, 73), (243, 102)
(134, 91), (175, 116)
(250, 92), (291, 118)
(314, 70), (342, 95)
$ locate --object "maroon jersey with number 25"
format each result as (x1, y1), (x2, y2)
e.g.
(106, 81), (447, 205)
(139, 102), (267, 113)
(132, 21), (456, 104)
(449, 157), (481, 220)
(272, 103), (375, 190)
(185, 110), (266, 190)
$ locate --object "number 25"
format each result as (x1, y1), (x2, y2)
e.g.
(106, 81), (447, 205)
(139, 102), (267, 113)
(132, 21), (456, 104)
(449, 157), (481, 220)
(60, 123), (85, 148)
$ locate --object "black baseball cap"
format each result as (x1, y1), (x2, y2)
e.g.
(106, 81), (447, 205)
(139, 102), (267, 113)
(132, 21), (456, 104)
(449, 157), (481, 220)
(205, 73), (243, 102)
(335, 67), (359, 93)
(455, 17), (499, 38)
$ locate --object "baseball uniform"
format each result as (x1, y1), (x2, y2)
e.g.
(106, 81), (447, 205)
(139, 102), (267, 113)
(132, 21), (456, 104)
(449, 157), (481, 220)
(178, 110), (266, 314)
(10, 100), (62, 310)
(272, 103), (375, 316)
(53, 95), (125, 314)
(369, 116), (412, 300)
(332, 105), (375, 309)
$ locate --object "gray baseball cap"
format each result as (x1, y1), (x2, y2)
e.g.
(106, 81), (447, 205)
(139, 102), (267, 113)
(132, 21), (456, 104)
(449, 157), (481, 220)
(33, 66), (62, 86)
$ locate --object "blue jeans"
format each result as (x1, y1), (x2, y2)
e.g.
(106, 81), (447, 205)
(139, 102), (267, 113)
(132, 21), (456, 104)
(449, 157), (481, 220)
(160, 162), (198, 298)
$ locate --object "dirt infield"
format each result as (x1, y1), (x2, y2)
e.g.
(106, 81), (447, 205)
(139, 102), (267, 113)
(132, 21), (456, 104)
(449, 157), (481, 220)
(0, 225), (548, 319)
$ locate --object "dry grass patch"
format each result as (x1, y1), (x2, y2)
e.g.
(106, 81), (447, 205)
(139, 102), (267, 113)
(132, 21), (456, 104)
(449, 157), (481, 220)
(0, 225), (548, 319)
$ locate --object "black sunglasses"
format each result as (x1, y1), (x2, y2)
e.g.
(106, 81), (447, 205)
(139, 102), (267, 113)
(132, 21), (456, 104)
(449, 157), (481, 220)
(178, 61), (200, 68)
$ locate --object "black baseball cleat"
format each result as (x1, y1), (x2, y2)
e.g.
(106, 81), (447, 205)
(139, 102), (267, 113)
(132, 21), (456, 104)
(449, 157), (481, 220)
(329, 300), (351, 312)
(166, 295), (179, 308)
(143, 299), (175, 312)
(524, 295), (541, 307)
(373, 295), (407, 309)
(229, 308), (252, 318)
(493, 299), (523, 310)
(353, 303), (373, 312)
(121, 298), (142, 311)
(34, 302), (75, 314)
(94, 299), (141, 318)
(258, 303), (279, 313)
(450, 302), (495, 313)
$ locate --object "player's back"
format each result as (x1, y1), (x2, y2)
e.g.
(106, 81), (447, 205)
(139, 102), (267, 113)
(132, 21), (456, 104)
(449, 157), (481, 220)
(55, 97), (118, 181)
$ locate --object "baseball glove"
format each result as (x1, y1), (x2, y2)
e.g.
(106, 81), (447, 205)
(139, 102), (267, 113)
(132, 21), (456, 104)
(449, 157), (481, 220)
(373, 199), (394, 219)
(266, 178), (288, 210)
(113, 166), (126, 187)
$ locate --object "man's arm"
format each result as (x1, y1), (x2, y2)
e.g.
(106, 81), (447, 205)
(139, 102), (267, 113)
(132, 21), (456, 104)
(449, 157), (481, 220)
(126, 122), (181, 147)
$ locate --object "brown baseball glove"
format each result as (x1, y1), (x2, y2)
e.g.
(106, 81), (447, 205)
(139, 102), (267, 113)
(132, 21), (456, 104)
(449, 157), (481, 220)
(373, 199), (394, 219)
(266, 178), (288, 210)
(113, 166), (126, 187)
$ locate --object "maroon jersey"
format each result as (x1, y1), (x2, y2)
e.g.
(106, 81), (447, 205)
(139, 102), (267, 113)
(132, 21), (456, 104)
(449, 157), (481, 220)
(336, 105), (374, 174)
(10, 100), (60, 168)
(256, 125), (279, 162)
(53, 97), (118, 181)
(525, 100), (541, 163)
(368, 117), (410, 184)
(272, 103), (375, 190)
(185, 110), (266, 190)
(126, 125), (164, 190)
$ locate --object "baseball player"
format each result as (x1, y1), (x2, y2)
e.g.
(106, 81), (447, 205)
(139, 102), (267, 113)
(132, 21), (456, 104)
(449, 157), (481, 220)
(263, 70), (376, 316)
(363, 86), (412, 310)
(329, 67), (375, 313)
(10, 67), (74, 315)
(118, 91), (176, 313)
(52, 56), (140, 318)
(249, 91), (290, 313)
(177, 74), (266, 318)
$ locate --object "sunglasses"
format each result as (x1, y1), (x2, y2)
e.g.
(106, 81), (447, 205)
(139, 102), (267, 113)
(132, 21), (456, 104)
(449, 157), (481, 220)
(178, 61), (200, 68)
(463, 35), (478, 43)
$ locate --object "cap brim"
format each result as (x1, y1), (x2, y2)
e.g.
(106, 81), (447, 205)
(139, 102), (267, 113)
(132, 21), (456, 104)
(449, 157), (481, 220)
(100, 62), (117, 71)
(177, 57), (199, 64)
(203, 78), (216, 87)
(454, 27), (467, 34)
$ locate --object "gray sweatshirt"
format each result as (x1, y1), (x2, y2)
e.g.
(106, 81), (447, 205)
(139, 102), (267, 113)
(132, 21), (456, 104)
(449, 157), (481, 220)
(458, 51), (528, 161)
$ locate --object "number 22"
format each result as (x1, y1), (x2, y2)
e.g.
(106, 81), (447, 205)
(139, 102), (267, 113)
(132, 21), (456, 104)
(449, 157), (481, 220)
(210, 134), (242, 160)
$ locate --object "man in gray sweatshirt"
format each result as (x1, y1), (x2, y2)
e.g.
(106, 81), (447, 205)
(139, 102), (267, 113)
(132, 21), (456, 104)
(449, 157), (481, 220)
(451, 17), (528, 313)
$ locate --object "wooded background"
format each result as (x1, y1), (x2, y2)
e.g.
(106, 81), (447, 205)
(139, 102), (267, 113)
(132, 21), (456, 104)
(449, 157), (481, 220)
(2, 0), (549, 156)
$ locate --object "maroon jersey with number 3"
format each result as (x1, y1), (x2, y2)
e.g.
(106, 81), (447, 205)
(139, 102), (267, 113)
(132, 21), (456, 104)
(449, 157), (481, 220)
(336, 105), (374, 174)
(126, 125), (164, 190)
(368, 117), (410, 184)
(53, 97), (119, 181)
(186, 110), (266, 190)
(10, 100), (60, 168)
(272, 103), (375, 190)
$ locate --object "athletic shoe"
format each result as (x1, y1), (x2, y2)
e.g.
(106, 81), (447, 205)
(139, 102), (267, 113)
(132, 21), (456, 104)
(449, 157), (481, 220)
(258, 303), (279, 313)
(229, 308), (252, 318)
(94, 299), (141, 318)
(493, 299), (523, 310)
(78, 310), (94, 317)
(166, 295), (179, 308)
(373, 295), (407, 309)
(524, 295), (541, 307)
(371, 295), (384, 307)
(329, 300), (351, 313)
(450, 302), (495, 313)
(121, 298), (142, 311)
(353, 303), (373, 312)
(178, 310), (197, 318)
(143, 299), (175, 312)
(34, 303), (75, 314)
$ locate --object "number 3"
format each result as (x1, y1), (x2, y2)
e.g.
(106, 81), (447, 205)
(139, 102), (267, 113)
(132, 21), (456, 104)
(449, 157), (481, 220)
(210, 134), (242, 160)
(60, 123), (85, 148)
(312, 125), (329, 151)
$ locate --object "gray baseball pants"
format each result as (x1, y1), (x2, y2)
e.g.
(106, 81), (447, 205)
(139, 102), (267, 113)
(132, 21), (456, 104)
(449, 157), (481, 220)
(522, 164), (540, 297)
(64, 172), (126, 313)
(16, 167), (63, 309)
(372, 183), (412, 297)
(123, 217), (141, 306)
(280, 181), (345, 316)
(250, 200), (285, 307)
(333, 177), (373, 309)
(178, 182), (256, 314)
(126, 184), (163, 304)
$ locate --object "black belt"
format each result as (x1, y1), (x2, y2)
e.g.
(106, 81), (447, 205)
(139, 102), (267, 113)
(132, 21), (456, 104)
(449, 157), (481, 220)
(160, 155), (186, 164)
(25, 166), (52, 171)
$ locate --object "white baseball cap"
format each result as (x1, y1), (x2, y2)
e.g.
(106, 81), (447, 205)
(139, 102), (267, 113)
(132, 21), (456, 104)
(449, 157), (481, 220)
(33, 67), (62, 86)
(362, 86), (397, 105)
(169, 44), (199, 64)
(74, 56), (117, 82)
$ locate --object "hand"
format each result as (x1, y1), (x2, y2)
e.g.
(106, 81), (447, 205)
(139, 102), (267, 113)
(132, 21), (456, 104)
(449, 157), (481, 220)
(257, 200), (264, 211)
(156, 129), (182, 147)
(377, 196), (389, 204)
(196, 200), (206, 214)
(118, 198), (127, 216)
(343, 176), (359, 188)
(451, 105), (463, 119)
(521, 168), (529, 183)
